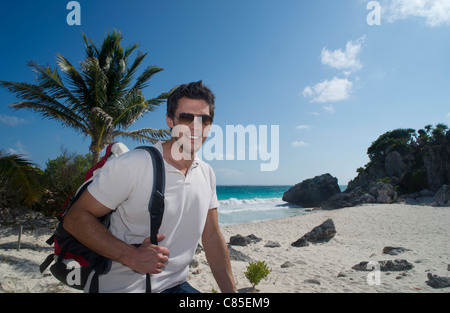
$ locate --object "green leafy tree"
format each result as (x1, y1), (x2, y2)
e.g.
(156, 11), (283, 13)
(367, 128), (416, 163)
(37, 148), (93, 216)
(0, 30), (173, 165)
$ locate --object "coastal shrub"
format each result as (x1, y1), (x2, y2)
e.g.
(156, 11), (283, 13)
(244, 260), (272, 290)
(399, 170), (427, 194)
(36, 148), (92, 216)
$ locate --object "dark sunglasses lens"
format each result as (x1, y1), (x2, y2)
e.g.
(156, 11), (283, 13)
(178, 113), (195, 124)
(201, 115), (213, 125)
(178, 113), (212, 126)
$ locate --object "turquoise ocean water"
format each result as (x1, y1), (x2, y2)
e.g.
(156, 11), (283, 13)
(216, 185), (346, 226)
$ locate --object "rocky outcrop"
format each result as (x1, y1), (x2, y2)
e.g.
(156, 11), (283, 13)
(321, 188), (366, 210)
(434, 185), (450, 206)
(369, 181), (397, 203)
(347, 126), (450, 194)
(282, 174), (341, 207)
(322, 182), (396, 210)
(423, 140), (450, 191)
(291, 219), (336, 247)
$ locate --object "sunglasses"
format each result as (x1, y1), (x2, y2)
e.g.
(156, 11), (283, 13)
(176, 112), (213, 126)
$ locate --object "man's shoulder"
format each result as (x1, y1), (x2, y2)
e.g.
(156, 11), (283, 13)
(103, 148), (154, 172)
(196, 158), (214, 172)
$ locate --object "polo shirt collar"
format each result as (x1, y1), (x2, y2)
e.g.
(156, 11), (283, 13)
(154, 141), (200, 171)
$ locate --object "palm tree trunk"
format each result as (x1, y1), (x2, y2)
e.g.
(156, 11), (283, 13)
(92, 149), (100, 166)
(89, 141), (101, 166)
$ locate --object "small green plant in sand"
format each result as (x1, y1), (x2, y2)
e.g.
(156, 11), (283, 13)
(244, 260), (272, 291)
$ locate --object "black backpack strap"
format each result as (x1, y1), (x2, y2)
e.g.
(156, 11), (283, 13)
(136, 146), (165, 293)
(136, 146), (165, 245)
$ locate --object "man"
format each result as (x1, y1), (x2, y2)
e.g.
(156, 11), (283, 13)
(64, 81), (236, 293)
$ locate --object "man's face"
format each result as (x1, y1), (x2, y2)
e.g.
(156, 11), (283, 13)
(166, 97), (212, 156)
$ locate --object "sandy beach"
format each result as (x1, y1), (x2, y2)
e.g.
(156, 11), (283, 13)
(1, 203), (449, 293)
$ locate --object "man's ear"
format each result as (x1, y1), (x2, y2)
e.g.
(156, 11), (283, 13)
(166, 115), (174, 129)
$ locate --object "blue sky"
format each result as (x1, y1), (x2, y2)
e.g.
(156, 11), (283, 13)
(1, 0), (449, 186)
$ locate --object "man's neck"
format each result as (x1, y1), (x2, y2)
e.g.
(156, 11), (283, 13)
(162, 139), (195, 175)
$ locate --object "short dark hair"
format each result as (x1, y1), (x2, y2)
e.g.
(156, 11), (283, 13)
(167, 80), (215, 120)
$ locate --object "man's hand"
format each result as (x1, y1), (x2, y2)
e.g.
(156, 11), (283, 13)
(125, 234), (170, 274)
(64, 189), (170, 275)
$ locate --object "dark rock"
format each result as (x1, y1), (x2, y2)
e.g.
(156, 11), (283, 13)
(280, 261), (294, 268)
(352, 259), (413, 272)
(405, 198), (419, 205)
(229, 234), (249, 246)
(195, 244), (204, 254)
(304, 279), (321, 285)
(229, 234), (262, 246)
(322, 182), (397, 210)
(426, 273), (450, 289)
(382, 246), (411, 255)
(291, 237), (309, 247)
(321, 187), (366, 210)
(423, 138), (450, 191)
(227, 244), (253, 262)
(369, 182), (397, 203)
(434, 185), (450, 206)
(283, 174), (341, 207)
(264, 241), (281, 248)
(189, 259), (199, 268)
(246, 234), (262, 243)
(291, 219), (336, 247)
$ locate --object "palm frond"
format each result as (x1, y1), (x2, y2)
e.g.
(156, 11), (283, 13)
(112, 89), (147, 127)
(0, 152), (43, 207)
(130, 65), (163, 92)
(113, 128), (170, 144)
(27, 60), (83, 108)
(56, 54), (88, 101)
(0, 81), (88, 129)
(80, 57), (107, 110)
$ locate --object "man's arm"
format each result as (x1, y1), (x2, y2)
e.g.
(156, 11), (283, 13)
(202, 208), (236, 293)
(63, 189), (169, 274)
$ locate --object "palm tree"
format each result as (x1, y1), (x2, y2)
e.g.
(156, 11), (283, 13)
(0, 151), (43, 207)
(0, 30), (173, 165)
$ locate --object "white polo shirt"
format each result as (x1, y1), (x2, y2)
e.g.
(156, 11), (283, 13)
(86, 141), (219, 293)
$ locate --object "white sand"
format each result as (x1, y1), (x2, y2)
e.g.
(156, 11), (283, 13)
(1, 203), (449, 293)
(189, 203), (450, 293)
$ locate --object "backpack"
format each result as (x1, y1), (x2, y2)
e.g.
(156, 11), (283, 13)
(39, 144), (165, 293)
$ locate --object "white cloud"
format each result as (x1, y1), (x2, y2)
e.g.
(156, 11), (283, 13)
(383, 0), (450, 27)
(446, 112), (450, 118)
(6, 141), (31, 158)
(292, 141), (309, 148)
(303, 77), (353, 103)
(296, 125), (311, 131)
(323, 104), (336, 114)
(0, 114), (27, 126)
(321, 36), (365, 72)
